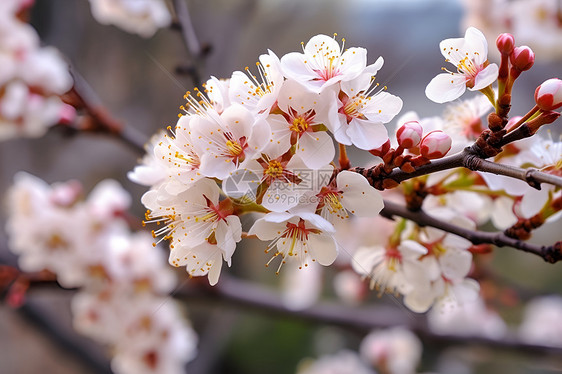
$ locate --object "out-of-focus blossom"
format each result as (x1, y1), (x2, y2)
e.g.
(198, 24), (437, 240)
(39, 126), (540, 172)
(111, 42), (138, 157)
(6, 173), (198, 373)
(333, 270), (366, 305)
(441, 95), (492, 152)
(462, 0), (562, 61)
(360, 327), (422, 374)
(519, 295), (562, 347)
(297, 350), (376, 374)
(428, 297), (507, 339)
(88, 0), (171, 38)
(0, 3), (73, 141)
(281, 262), (323, 310)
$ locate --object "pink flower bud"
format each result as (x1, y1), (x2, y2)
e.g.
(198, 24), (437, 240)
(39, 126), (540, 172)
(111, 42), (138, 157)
(496, 33), (514, 55)
(534, 78), (562, 111)
(510, 46), (534, 71)
(396, 121), (423, 149)
(420, 130), (451, 159)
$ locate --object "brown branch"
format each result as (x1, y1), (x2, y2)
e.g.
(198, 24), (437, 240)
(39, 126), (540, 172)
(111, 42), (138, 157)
(172, 0), (205, 88)
(174, 275), (562, 357)
(380, 199), (562, 264)
(352, 148), (562, 190)
(63, 69), (148, 155)
(5, 259), (562, 357)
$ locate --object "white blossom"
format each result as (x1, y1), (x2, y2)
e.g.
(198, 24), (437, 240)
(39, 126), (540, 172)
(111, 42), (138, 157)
(426, 27), (498, 103)
(88, 0), (171, 38)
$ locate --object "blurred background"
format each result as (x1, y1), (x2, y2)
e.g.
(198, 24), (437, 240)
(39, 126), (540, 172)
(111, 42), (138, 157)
(0, 0), (561, 373)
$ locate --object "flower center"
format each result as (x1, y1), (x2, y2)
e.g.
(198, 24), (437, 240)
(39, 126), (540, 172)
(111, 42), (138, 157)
(46, 233), (68, 250)
(264, 160), (284, 179)
(340, 95), (367, 122)
(290, 117), (309, 133)
(226, 139), (243, 157)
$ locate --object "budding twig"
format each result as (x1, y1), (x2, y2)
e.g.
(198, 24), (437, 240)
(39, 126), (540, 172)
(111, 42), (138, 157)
(380, 200), (562, 264)
(352, 148), (562, 191)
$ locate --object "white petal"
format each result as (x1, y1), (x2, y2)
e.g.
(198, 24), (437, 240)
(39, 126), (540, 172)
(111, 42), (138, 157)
(398, 240), (428, 258)
(440, 248), (473, 280)
(339, 47), (367, 81)
(337, 171), (383, 217)
(521, 188), (549, 218)
(297, 131), (335, 169)
(464, 27), (489, 65)
(308, 233), (338, 266)
(280, 52), (317, 82)
(403, 286), (435, 313)
(362, 92), (403, 123)
(425, 73), (467, 103)
(346, 118), (389, 150)
(491, 196), (518, 230)
(471, 63), (498, 91)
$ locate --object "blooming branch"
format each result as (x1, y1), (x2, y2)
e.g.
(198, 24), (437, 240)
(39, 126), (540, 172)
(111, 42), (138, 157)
(380, 200), (562, 264)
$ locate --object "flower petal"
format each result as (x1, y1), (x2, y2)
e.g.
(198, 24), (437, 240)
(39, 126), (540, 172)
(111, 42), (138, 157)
(308, 233), (338, 266)
(471, 63), (498, 91)
(425, 73), (467, 103)
(297, 131), (335, 169)
(346, 118), (389, 150)
(337, 171), (384, 217)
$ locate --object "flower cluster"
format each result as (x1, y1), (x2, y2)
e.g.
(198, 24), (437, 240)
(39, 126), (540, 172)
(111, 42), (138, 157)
(133, 34), (403, 284)
(88, 0), (171, 38)
(6, 173), (197, 374)
(0, 0), (74, 141)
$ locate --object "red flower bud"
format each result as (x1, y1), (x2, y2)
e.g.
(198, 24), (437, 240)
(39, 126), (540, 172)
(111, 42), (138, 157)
(534, 78), (562, 111)
(496, 33), (514, 55)
(396, 121), (423, 149)
(420, 130), (452, 159)
(510, 46), (535, 71)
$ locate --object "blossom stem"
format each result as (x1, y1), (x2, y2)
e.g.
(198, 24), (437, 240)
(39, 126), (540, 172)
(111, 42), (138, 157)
(506, 105), (540, 133)
(380, 199), (562, 263)
(338, 143), (351, 170)
(479, 85), (497, 110)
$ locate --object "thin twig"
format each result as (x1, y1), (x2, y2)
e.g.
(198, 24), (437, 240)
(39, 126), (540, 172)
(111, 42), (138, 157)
(65, 68), (148, 155)
(172, 0), (204, 88)
(380, 199), (562, 263)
